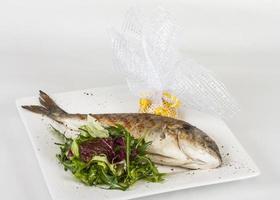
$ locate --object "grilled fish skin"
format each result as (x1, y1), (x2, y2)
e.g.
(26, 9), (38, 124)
(22, 90), (222, 169)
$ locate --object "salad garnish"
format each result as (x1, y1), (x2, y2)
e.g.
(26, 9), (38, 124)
(52, 116), (164, 190)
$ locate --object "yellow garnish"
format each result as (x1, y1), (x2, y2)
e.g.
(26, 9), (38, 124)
(139, 92), (181, 118)
(139, 98), (152, 113)
(162, 92), (181, 108)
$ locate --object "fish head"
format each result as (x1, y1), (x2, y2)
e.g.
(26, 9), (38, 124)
(178, 123), (222, 169)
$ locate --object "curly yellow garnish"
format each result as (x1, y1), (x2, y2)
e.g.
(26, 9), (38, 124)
(139, 92), (181, 118)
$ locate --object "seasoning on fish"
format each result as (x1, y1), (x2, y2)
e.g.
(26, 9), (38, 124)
(22, 90), (222, 169)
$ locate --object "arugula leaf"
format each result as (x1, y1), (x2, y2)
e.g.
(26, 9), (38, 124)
(123, 127), (131, 178)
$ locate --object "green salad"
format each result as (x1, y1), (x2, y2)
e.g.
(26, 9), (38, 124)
(52, 117), (164, 190)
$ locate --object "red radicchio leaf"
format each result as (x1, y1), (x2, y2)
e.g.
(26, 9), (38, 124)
(79, 137), (130, 163)
(112, 137), (126, 163)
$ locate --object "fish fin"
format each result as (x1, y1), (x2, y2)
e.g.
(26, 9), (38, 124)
(22, 91), (68, 121)
(38, 90), (67, 115)
(21, 105), (49, 115)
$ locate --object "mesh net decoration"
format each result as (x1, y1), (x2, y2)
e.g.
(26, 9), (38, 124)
(110, 7), (238, 119)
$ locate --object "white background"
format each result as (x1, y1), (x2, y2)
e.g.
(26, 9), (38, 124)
(0, 0), (279, 199)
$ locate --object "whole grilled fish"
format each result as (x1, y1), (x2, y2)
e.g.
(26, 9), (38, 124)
(22, 91), (222, 169)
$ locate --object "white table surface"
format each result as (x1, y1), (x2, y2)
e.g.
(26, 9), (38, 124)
(1, 0), (279, 199)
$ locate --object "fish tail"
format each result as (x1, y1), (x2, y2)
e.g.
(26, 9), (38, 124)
(22, 90), (68, 122)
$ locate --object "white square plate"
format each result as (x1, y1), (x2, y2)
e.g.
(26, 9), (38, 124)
(16, 85), (259, 200)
